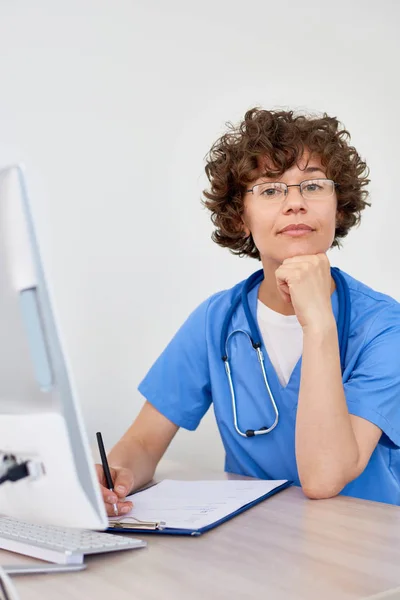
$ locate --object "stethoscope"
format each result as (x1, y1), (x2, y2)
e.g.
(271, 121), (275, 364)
(220, 267), (351, 438)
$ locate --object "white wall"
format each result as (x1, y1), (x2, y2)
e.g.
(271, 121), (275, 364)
(0, 0), (399, 469)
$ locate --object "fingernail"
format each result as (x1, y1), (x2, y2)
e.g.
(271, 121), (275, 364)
(121, 506), (131, 514)
(107, 495), (117, 503)
(116, 485), (126, 495)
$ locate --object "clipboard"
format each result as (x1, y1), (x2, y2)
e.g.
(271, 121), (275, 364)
(107, 479), (292, 536)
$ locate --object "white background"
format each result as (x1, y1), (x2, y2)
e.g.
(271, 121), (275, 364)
(0, 0), (398, 468)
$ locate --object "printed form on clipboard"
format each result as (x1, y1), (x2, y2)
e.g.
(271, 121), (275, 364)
(107, 479), (291, 536)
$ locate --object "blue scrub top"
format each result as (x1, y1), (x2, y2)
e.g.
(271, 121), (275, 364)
(138, 269), (400, 505)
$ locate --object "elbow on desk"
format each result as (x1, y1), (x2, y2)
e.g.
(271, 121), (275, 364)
(300, 461), (363, 500)
(299, 460), (361, 500)
(300, 478), (346, 500)
(302, 484), (341, 500)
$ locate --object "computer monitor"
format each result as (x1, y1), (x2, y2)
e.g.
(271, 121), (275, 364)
(0, 165), (108, 531)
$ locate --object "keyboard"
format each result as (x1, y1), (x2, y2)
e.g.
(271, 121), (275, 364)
(0, 516), (146, 564)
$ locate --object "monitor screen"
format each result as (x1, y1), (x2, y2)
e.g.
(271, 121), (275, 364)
(0, 165), (107, 530)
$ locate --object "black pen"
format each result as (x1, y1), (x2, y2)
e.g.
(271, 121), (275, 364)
(96, 432), (118, 516)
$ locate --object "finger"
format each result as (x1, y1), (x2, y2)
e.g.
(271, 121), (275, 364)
(277, 280), (290, 294)
(95, 463), (120, 491)
(113, 470), (135, 500)
(95, 464), (116, 503)
(275, 267), (294, 287)
(94, 469), (119, 506)
(275, 265), (304, 285)
(117, 500), (133, 514)
(103, 487), (118, 505)
(277, 284), (291, 304)
(105, 500), (133, 517)
(277, 264), (311, 278)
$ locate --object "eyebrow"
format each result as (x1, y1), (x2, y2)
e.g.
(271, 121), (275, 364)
(257, 165), (326, 184)
(303, 166), (326, 174)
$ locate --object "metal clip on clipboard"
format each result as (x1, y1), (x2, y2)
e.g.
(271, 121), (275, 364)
(108, 516), (166, 531)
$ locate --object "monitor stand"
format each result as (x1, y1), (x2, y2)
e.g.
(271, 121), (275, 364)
(0, 563), (86, 600)
(3, 564), (86, 575)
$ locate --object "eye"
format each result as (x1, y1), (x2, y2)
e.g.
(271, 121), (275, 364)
(258, 184), (284, 198)
(302, 179), (330, 194)
(262, 188), (279, 196)
(304, 183), (323, 193)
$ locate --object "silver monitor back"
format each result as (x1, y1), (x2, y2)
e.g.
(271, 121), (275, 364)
(0, 165), (108, 530)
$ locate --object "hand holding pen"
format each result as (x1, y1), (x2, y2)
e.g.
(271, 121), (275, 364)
(95, 432), (134, 517)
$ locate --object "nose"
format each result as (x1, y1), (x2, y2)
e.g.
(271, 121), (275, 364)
(282, 185), (307, 214)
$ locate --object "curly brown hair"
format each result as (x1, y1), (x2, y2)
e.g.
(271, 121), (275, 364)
(202, 108), (370, 260)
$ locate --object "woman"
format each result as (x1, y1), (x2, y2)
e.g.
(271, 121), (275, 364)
(97, 108), (400, 515)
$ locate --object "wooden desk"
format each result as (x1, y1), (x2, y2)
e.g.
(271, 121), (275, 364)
(2, 462), (400, 600)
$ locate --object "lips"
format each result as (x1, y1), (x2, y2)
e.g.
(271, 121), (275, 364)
(279, 224), (314, 233)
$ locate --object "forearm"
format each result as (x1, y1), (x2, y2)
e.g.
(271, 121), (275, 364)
(296, 317), (359, 498)
(108, 436), (157, 493)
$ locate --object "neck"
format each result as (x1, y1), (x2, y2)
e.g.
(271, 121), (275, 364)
(257, 261), (335, 316)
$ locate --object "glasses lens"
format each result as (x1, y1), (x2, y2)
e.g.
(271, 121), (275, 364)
(255, 182), (286, 200)
(301, 179), (334, 199)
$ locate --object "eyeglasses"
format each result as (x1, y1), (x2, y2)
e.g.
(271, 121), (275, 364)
(246, 178), (338, 201)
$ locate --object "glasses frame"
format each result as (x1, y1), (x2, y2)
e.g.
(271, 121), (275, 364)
(246, 178), (339, 200)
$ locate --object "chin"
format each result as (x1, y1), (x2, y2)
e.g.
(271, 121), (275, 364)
(265, 242), (330, 264)
(284, 246), (316, 259)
